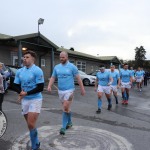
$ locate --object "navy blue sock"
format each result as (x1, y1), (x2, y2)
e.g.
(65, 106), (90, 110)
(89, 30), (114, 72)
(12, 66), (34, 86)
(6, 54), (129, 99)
(62, 112), (68, 129)
(98, 99), (102, 109)
(114, 95), (118, 102)
(30, 128), (39, 149)
(35, 128), (39, 146)
(107, 98), (112, 105)
(122, 92), (124, 98)
(126, 93), (129, 100)
(123, 91), (127, 100)
(68, 112), (72, 123)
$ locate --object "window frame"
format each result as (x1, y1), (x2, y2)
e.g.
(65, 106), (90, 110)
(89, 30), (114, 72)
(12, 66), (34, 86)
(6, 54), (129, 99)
(41, 59), (45, 67)
(76, 61), (86, 72)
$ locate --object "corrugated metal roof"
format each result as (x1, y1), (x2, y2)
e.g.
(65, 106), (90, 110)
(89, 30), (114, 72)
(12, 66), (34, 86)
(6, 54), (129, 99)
(98, 56), (117, 60)
(57, 48), (121, 64)
(13, 33), (59, 49)
(57, 48), (101, 60)
(0, 33), (59, 49)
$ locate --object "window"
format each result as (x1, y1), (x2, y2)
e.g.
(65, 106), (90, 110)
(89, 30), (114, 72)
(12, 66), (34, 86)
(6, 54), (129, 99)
(41, 59), (45, 67)
(13, 56), (23, 67)
(76, 61), (86, 72)
(70, 60), (75, 64)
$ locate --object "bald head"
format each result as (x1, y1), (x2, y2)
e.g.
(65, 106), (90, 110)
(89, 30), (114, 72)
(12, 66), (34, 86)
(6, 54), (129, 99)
(60, 51), (68, 64)
(60, 51), (68, 58)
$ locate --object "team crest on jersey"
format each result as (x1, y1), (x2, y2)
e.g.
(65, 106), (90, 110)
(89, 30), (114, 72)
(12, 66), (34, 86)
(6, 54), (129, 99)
(38, 75), (43, 80)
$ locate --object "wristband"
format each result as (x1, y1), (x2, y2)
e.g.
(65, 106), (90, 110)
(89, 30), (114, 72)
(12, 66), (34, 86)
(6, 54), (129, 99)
(108, 82), (112, 85)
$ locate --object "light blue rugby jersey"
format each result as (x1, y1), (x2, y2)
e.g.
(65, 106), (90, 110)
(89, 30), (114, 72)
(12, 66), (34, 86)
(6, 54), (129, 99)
(14, 64), (44, 100)
(135, 71), (143, 79)
(52, 61), (79, 91)
(130, 70), (135, 77)
(110, 71), (120, 86)
(120, 69), (132, 83)
(96, 71), (111, 86)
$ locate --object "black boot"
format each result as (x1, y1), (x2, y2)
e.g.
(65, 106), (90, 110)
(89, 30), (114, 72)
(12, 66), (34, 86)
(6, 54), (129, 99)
(0, 105), (2, 111)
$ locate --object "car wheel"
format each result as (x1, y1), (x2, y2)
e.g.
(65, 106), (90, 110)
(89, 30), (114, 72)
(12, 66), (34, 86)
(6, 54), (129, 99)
(83, 79), (90, 86)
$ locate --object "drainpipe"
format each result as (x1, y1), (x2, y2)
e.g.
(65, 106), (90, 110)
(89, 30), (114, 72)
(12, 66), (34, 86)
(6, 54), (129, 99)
(18, 41), (22, 67)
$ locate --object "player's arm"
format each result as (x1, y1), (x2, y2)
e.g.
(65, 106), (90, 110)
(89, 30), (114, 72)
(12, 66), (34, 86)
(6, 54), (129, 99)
(73, 66), (85, 95)
(117, 73), (121, 87)
(119, 72), (122, 85)
(129, 72), (133, 84)
(19, 83), (44, 98)
(20, 83), (44, 96)
(108, 73), (113, 86)
(108, 77), (113, 86)
(94, 77), (98, 91)
(117, 78), (121, 87)
(27, 83), (44, 95)
(13, 70), (23, 102)
(76, 74), (85, 96)
(47, 77), (56, 92)
(13, 83), (22, 94)
(47, 67), (57, 92)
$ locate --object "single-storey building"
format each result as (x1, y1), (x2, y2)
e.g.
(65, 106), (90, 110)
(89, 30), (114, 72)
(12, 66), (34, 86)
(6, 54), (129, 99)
(0, 33), (121, 81)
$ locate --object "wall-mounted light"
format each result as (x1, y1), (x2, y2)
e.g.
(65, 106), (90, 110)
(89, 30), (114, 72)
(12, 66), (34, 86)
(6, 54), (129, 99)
(22, 47), (27, 51)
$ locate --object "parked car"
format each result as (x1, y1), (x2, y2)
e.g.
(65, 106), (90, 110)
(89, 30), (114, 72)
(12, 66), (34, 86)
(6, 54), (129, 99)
(5, 65), (20, 89)
(76, 70), (96, 86)
(88, 70), (99, 76)
(0, 62), (11, 92)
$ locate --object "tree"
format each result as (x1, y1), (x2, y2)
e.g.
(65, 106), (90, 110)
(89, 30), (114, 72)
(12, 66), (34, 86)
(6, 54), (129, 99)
(135, 46), (146, 67)
(127, 60), (136, 68)
(143, 60), (150, 71)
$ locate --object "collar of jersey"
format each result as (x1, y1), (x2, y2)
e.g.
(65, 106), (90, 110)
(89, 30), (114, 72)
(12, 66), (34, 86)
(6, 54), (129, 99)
(61, 61), (69, 66)
(25, 64), (35, 70)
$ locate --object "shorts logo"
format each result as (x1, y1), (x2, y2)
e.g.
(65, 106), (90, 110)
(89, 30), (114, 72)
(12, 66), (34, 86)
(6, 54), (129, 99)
(0, 111), (7, 138)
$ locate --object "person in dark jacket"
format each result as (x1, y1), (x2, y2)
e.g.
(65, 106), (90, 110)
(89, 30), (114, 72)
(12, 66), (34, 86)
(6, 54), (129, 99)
(144, 71), (148, 86)
(0, 64), (4, 111)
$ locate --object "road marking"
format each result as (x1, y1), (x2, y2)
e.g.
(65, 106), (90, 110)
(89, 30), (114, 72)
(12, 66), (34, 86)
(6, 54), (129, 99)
(0, 111), (7, 138)
(11, 125), (134, 150)
(3, 109), (21, 112)
(42, 107), (60, 111)
(3, 108), (60, 112)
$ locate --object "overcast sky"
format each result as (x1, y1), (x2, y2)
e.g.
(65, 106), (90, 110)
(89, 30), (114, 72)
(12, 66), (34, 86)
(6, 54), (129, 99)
(1, 0), (150, 60)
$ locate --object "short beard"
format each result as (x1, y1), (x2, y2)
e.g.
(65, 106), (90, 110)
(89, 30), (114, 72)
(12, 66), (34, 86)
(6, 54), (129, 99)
(61, 60), (67, 64)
